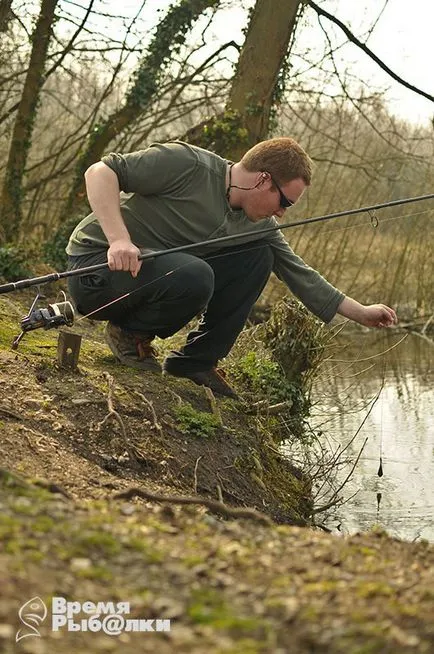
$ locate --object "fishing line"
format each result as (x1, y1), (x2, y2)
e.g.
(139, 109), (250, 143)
(47, 206), (434, 322)
(375, 341), (388, 516)
(75, 243), (271, 323)
(1, 191), (433, 295)
(301, 207), (433, 237)
(377, 333), (389, 479)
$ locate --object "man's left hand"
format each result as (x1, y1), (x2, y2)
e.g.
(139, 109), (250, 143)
(358, 304), (398, 328)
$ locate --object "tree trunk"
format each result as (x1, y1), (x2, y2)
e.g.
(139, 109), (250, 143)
(0, 0), (13, 32)
(60, 0), (220, 222)
(185, 0), (302, 160)
(227, 0), (302, 159)
(0, 0), (58, 243)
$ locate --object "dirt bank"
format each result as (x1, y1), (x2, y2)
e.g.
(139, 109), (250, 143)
(0, 294), (433, 653)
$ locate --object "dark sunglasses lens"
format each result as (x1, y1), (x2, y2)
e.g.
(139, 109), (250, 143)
(279, 190), (293, 208)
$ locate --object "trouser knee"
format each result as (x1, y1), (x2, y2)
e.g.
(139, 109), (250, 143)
(169, 257), (215, 311)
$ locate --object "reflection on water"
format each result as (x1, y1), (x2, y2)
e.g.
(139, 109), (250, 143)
(310, 331), (433, 542)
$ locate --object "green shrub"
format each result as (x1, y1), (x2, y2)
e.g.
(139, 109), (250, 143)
(174, 402), (220, 438)
(231, 351), (310, 417)
(228, 298), (328, 440)
(43, 215), (82, 270)
(0, 244), (31, 281)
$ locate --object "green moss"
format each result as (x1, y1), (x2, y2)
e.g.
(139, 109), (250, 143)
(356, 581), (394, 599)
(182, 554), (204, 567)
(187, 588), (265, 636)
(5, 539), (21, 554)
(304, 580), (339, 594)
(32, 515), (56, 532)
(0, 514), (22, 538)
(67, 531), (122, 558)
(127, 536), (164, 563)
(174, 402), (221, 438)
(76, 565), (114, 582)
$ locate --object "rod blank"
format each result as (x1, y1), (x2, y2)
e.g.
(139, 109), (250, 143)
(0, 192), (433, 295)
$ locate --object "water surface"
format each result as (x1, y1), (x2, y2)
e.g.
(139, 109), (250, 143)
(309, 331), (433, 541)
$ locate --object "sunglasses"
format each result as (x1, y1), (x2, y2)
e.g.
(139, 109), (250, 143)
(268, 173), (294, 209)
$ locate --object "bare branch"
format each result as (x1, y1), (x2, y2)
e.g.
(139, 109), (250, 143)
(307, 0), (434, 103)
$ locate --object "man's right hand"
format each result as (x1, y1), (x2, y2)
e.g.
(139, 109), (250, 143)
(107, 239), (142, 277)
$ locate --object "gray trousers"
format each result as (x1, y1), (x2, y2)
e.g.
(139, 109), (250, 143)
(67, 242), (274, 373)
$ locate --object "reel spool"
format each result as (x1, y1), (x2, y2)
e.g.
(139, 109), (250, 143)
(20, 300), (75, 333)
(12, 291), (75, 350)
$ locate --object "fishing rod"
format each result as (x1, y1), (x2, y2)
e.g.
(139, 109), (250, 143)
(1, 191), (433, 348)
(1, 192), (433, 295)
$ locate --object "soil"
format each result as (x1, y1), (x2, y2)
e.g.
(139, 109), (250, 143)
(0, 293), (433, 654)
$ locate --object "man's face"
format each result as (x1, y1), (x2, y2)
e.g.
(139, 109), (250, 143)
(242, 175), (307, 222)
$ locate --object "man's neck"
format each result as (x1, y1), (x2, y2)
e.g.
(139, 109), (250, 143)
(226, 162), (256, 209)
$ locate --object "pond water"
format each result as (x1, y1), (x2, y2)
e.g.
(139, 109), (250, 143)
(308, 330), (433, 542)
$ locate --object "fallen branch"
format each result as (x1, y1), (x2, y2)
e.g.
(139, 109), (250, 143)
(247, 400), (292, 415)
(311, 436), (368, 515)
(114, 486), (274, 526)
(0, 405), (22, 420)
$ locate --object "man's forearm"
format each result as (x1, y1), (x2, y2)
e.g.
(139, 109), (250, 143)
(336, 297), (365, 322)
(85, 161), (142, 275)
(84, 162), (131, 245)
(336, 296), (397, 328)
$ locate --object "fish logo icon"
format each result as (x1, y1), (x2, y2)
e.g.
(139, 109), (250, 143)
(16, 596), (47, 642)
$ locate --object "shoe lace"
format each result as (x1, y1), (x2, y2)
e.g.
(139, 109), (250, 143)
(134, 336), (157, 360)
(215, 367), (227, 379)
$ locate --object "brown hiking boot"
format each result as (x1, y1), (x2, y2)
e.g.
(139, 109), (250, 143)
(105, 322), (161, 372)
(163, 365), (238, 399)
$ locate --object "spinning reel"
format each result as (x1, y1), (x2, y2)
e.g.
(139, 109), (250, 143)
(12, 290), (75, 350)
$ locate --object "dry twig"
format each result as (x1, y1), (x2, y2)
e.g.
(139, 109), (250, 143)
(203, 386), (223, 425)
(193, 455), (203, 493)
(98, 372), (136, 462)
(133, 391), (163, 434)
(114, 486), (275, 526)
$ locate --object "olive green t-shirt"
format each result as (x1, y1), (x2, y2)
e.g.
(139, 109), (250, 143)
(66, 141), (344, 322)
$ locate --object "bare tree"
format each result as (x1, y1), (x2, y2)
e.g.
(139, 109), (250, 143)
(184, 0), (304, 160)
(227, 0), (303, 159)
(0, 0), (13, 32)
(307, 0), (434, 104)
(0, 0), (59, 242)
(60, 0), (222, 222)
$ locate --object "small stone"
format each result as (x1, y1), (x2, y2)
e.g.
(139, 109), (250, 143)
(166, 624), (195, 644)
(0, 624), (14, 639)
(21, 639), (46, 653)
(152, 597), (184, 619)
(202, 514), (218, 526)
(14, 496), (32, 508)
(70, 557), (92, 571)
(120, 504), (135, 516)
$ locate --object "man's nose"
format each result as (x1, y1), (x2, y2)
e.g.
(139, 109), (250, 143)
(275, 208), (286, 218)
